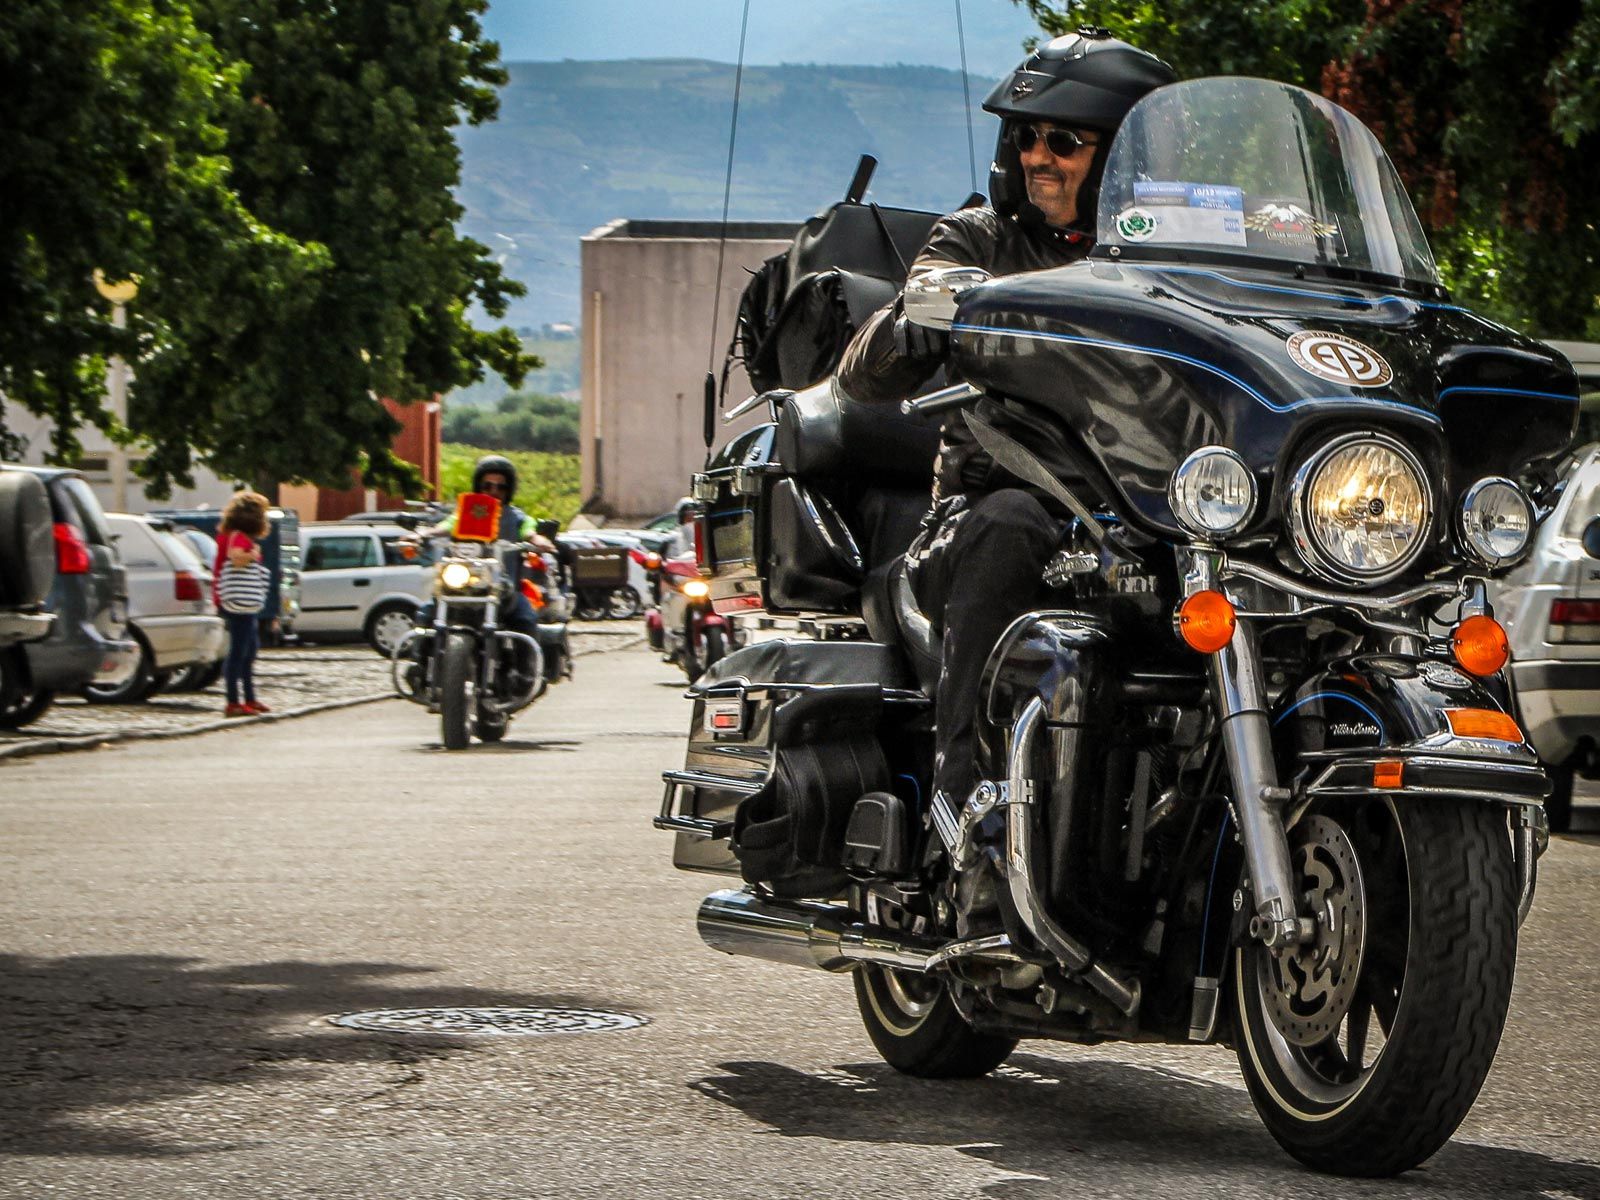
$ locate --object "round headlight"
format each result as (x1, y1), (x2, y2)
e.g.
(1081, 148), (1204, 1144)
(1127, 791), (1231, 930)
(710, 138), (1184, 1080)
(1459, 477), (1533, 567)
(682, 579), (710, 599)
(1169, 446), (1257, 538)
(1289, 435), (1430, 584)
(439, 561), (474, 590)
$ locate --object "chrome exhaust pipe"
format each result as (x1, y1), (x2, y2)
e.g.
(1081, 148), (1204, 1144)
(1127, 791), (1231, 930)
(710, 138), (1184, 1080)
(697, 889), (986, 974)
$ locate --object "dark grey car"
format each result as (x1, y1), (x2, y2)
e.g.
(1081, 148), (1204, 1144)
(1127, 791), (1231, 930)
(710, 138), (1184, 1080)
(0, 466), (138, 728)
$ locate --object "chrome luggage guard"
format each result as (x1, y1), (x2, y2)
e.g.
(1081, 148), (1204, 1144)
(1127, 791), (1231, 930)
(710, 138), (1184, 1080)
(390, 628), (430, 705)
(481, 630), (542, 713)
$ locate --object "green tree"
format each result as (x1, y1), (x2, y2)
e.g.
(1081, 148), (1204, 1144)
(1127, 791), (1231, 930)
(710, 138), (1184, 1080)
(1016, 1), (1600, 337)
(0, 0), (318, 465)
(141, 0), (538, 495)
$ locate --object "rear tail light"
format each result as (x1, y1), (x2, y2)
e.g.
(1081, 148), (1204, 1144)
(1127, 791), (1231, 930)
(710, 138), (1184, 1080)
(693, 514), (708, 570)
(1550, 598), (1600, 624)
(174, 569), (204, 602)
(1548, 598), (1600, 643)
(53, 522), (91, 574)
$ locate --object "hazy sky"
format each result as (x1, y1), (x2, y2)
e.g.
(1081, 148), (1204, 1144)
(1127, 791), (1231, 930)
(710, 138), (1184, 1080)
(480, 0), (1045, 78)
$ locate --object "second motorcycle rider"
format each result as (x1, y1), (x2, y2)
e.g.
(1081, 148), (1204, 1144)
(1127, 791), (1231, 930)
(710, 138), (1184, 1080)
(837, 30), (1176, 850)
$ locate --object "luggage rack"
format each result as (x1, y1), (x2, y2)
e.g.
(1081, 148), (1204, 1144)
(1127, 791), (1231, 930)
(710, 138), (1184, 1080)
(654, 768), (762, 839)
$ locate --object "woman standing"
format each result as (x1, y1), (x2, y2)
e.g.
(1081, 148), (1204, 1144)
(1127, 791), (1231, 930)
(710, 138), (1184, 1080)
(214, 491), (273, 717)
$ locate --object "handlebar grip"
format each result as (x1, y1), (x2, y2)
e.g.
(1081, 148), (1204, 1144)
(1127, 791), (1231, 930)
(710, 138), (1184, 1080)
(901, 383), (981, 417)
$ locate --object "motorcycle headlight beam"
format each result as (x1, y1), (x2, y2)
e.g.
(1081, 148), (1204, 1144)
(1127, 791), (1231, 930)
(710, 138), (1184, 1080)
(1288, 433), (1431, 585)
(1169, 446), (1257, 539)
(1459, 476), (1533, 567)
(439, 561), (475, 591)
(682, 579), (711, 599)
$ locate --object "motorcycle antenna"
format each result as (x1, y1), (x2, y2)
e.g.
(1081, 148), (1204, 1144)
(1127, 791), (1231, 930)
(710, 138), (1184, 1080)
(704, 0), (754, 452)
(955, 0), (978, 194)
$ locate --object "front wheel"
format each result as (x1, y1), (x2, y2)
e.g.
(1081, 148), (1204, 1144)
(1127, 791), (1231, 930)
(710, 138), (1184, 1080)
(438, 632), (474, 751)
(1232, 798), (1517, 1177)
(703, 625), (727, 673)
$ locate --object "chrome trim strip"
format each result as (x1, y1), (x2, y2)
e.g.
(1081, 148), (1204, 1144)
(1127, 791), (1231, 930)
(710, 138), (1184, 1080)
(662, 768), (764, 795)
(1219, 558), (1464, 614)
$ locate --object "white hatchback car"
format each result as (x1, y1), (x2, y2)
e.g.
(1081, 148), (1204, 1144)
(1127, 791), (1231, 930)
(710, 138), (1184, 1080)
(94, 514), (225, 703)
(296, 524), (436, 654)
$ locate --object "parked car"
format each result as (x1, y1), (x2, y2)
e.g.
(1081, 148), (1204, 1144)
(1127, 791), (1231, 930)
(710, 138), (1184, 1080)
(150, 506), (301, 642)
(86, 515), (225, 703)
(296, 523), (437, 653)
(0, 469), (58, 712)
(0, 465), (137, 727)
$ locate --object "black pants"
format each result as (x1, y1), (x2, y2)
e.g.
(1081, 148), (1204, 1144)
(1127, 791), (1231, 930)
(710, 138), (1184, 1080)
(906, 489), (1062, 803)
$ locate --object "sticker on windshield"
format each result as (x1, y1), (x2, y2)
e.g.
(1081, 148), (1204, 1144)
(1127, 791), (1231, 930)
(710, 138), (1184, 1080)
(1245, 202), (1343, 250)
(1115, 207), (1158, 241)
(1286, 330), (1393, 388)
(1125, 181), (1245, 246)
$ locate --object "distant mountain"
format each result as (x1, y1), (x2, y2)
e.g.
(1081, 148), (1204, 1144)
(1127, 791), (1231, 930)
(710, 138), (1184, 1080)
(454, 58), (1002, 333)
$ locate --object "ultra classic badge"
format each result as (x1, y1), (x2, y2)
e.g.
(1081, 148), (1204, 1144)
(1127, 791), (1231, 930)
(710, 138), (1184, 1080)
(1286, 330), (1394, 388)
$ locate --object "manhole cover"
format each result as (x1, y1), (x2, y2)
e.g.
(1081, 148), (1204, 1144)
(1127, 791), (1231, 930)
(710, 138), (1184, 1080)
(326, 1007), (648, 1037)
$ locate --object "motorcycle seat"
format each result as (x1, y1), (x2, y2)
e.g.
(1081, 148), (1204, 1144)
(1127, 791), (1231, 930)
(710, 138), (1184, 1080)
(862, 558), (941, 696)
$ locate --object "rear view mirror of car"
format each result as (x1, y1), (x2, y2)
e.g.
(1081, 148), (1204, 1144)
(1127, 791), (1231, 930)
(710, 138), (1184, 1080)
(1582, 516), (1600, 560)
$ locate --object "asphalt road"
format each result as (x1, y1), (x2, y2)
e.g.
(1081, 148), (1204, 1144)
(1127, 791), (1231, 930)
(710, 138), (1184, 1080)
(3, 642), (1599, 1199)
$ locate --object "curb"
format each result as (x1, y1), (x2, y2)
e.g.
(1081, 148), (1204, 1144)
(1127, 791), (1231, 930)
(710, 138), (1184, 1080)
(0, 632), (647, 762)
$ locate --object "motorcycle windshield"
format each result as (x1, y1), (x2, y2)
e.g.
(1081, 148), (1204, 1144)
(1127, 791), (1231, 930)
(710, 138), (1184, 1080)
(1097, 77), (1440, 291)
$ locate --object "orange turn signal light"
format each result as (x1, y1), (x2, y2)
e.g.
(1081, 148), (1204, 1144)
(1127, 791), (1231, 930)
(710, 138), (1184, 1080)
(1177, 590), (1237, 654)
(1451, 614), (1510, 676)
(1445, 707), (1524, 742)
(1373, 760), (1405, 789)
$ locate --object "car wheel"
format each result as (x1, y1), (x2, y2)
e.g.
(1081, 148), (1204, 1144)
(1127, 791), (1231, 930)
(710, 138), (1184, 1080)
(0, 686), (54, 729)
(81, 634), (157, 704)
(365, 602), (419, 657)
(606, 586), (642, 620)
(166, 660), (223, 692)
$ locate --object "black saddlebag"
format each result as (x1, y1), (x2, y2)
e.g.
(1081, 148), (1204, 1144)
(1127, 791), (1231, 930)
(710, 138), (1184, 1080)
(660, 639), (927, 898)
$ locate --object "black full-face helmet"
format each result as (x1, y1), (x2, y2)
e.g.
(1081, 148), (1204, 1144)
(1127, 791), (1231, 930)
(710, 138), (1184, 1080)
(983, 28), (1176, 230)
(472, 454), (519, 499)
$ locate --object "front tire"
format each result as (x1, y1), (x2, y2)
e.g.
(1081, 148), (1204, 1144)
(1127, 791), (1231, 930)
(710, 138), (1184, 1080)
(703, 625), (727, 673)
(1231, 797), (1517, 1176)
(606, 585), (642, 619)
(439, 632), (474, 751)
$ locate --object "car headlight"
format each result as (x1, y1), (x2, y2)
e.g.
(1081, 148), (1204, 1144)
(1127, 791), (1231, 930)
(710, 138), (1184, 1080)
(1288, 434), (1430, 584)
(1459, 477), (1533, 567)
(1169, 446), (1257, 539)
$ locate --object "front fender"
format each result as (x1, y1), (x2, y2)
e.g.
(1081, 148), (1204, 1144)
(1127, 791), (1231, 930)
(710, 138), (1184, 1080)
(1273, 654), (1548, 805)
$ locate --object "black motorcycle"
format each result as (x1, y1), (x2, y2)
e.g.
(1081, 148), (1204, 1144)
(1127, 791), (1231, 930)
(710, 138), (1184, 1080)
(656, 78), (1576, 1176)
(393, 509), (572, 749)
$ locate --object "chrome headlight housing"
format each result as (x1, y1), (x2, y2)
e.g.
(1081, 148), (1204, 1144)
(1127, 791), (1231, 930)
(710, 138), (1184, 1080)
(1287, 434), (1431, 585)
(436, 559), (494, 594)
(1459, 476), (1533, 567)
(1169, 446), (1257, 539)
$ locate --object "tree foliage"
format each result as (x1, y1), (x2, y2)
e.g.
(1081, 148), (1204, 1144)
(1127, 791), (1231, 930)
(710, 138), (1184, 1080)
(1016, 0), (1600, 337)
(443, 392), (579, 454)
(0, 0), (537, 495)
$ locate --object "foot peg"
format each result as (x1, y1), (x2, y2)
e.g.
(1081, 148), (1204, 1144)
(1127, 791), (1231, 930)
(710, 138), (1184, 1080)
(843, 792), (913, 876)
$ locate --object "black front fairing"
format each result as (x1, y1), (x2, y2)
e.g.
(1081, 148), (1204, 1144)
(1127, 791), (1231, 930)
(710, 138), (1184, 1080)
(950, 260), (1578, 541)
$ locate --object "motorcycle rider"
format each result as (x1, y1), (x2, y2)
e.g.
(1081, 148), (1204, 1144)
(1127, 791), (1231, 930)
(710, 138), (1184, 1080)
(836, 31), (1177, 855)
(407, 454), (550, 686)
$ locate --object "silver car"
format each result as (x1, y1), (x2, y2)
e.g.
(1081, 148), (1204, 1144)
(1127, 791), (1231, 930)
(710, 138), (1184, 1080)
(91, 514), (225, 703)
(296, 524), (436, 654)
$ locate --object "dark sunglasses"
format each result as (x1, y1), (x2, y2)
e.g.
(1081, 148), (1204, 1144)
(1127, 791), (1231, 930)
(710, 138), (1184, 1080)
(1010, 123), (1099, 156)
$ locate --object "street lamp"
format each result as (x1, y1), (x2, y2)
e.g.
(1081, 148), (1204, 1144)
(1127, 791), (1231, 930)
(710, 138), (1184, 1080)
(93, 269), (139, 511)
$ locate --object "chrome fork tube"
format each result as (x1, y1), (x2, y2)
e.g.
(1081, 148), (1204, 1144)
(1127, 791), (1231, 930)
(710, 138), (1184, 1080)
(1210, 619), (1303, 948)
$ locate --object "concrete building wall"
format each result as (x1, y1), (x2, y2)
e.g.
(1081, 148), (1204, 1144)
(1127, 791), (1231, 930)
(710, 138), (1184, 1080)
(580, 219), (798, 520)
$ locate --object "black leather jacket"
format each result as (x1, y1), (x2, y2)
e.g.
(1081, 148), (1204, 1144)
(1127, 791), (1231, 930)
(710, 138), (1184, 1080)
(836, 206), (1091, 502)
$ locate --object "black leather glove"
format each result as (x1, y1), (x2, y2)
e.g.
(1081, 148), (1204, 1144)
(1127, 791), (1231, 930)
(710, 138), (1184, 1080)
(892, 315), (951, 367)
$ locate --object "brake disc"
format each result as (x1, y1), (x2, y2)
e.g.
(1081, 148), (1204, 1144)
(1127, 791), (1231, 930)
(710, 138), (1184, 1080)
(1260, 813), (1368, 1047)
